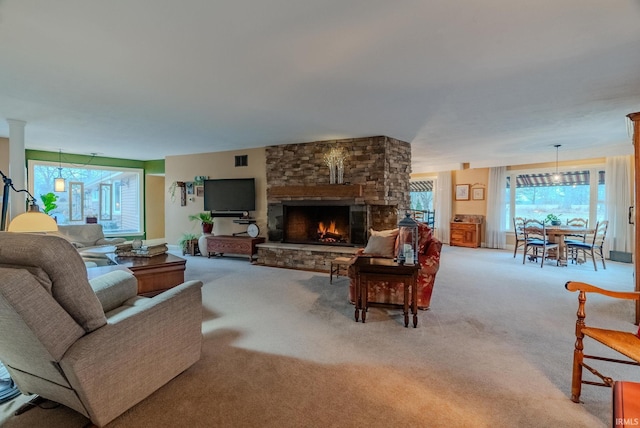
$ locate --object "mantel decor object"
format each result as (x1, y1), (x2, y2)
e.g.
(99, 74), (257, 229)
(323, 147), (348, 184)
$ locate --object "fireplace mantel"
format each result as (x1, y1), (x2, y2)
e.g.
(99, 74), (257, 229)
(269, 184), (363, 199)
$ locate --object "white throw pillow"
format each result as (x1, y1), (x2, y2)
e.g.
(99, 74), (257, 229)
(370, 228), (399, 238)
(363, 228), (399, 257)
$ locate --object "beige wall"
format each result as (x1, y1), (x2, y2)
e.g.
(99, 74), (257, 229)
(0, 138), (8, 226)
(452, 167), (489, 240)
(452, 168), (489, 217)
(0, 138), (8, 171)
(145, 174), (165, 240)
(165, 147), (267, 246)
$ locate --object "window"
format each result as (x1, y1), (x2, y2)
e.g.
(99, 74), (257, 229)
(29, 160), (143, 235)
(410, 180), (435, 211)
(506, 168), (604, 230)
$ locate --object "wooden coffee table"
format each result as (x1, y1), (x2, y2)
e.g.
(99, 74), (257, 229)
(93, 253), (187, 296)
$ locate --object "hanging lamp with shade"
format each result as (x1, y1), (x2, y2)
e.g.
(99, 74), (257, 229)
(552, 144), (562, 183)
(54, 149), (65, 192)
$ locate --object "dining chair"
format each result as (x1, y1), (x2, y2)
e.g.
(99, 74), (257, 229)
(512, 217), (527, 258)
(565, 281), (640, 404)
(522, 219), (559, 267)
(566, 220), (608, 271)
(564, 218), (588, 263)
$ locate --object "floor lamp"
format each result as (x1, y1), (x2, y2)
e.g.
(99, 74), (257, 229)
(0, 170), (58, 404)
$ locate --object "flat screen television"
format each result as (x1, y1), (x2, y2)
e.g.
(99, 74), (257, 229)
(203, 178), (256, 212)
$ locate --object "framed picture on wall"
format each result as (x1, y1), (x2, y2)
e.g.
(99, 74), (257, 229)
(196, 186), (204, 197)
(455, 184), (470, 201)
(472, 188), (485, 200)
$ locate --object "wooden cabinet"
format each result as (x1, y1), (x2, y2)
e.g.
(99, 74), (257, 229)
(206, 235), (265, 262)
(450, 222), (481, 248)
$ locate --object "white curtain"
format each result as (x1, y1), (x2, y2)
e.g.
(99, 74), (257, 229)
(485, 166), (507, 249)
(434, 171), (451, 244)
(605, 156), (633, 253)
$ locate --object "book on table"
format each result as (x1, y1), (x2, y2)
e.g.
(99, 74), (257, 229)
(115, 243), (168, 257)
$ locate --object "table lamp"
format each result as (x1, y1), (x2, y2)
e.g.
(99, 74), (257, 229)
(1, 170), (58, 233)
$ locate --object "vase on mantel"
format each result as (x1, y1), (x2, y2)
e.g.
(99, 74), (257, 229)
(329, 164), (336, 184)
(336, 163), (344, 184)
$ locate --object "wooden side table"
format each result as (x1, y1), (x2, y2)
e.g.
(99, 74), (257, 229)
(352, 256), (419, 328)
(206, 235), (265, 262)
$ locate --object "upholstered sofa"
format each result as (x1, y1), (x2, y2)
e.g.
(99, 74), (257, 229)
(53, 224), (126, 250)
(0, 232), (203, 427)
(348, 222), (442, 310)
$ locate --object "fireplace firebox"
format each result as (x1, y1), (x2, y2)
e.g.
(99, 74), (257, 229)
(267, 202), (367, 246)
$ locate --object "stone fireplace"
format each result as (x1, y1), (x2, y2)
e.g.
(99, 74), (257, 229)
(258, 135), (411, 271)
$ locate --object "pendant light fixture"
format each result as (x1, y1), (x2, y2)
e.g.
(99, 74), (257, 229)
(54, 149), (65, 192)
(552, 144), (561, 183)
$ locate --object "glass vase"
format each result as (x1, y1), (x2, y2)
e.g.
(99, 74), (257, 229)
(329, 164), (336, 184)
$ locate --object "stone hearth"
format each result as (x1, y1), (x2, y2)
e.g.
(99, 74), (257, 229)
(256, 242), (360, 272)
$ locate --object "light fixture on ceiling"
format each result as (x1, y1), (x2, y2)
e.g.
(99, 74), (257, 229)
(54, 149), (65, 192)
(552, 144), (561, 183)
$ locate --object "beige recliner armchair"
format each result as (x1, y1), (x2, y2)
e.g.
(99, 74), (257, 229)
(0, 232), (203, 427)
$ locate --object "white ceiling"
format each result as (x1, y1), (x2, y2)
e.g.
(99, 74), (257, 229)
(0, 1), (639, 173)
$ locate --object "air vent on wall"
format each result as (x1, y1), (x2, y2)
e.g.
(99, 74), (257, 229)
(235, 155), (248, 167)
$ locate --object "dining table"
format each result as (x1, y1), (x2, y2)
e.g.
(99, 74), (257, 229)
(545, 225), (594, 266)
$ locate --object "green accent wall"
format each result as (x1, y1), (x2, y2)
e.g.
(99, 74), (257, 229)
(144, 159), (165, 174)
(25, 150), (164, 172)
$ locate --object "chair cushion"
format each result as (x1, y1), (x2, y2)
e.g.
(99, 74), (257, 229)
(0, 232), (107, 333)
(0, 267), (85, 361)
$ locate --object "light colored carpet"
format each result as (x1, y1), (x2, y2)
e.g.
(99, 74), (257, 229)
(1, 246), (637, 427)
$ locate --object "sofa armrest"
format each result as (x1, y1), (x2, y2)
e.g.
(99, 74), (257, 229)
(96, 237), (126, 246)
(419, 239), (442, 276)
(59, 280), (203, 426)
(89, 270), (138, 313)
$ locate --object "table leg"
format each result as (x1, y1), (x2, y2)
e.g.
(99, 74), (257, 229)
(412, 277), (418, 328)
(403, 278), (409, 328)
(355, 275), (361, 322)
(558, 236), (567, 267)
(362, 279), (367, 323)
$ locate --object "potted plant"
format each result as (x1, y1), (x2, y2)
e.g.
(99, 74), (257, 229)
(188, 212), (214, 234)
(544, 214), (562, 226)
(178, 232), (200, 256)
(39, 192), (58, 216)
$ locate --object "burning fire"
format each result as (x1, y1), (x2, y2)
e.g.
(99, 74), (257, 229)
(318, 221), (338, 235)
(317, 221), (341, 242)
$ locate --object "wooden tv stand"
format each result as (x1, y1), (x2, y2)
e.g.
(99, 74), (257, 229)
(206, 235), (265, 262)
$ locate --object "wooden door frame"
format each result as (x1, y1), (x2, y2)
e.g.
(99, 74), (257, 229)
(628, 112), (640, 324)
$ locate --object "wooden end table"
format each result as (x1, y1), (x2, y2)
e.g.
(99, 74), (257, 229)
(352, 256), (419, 328)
